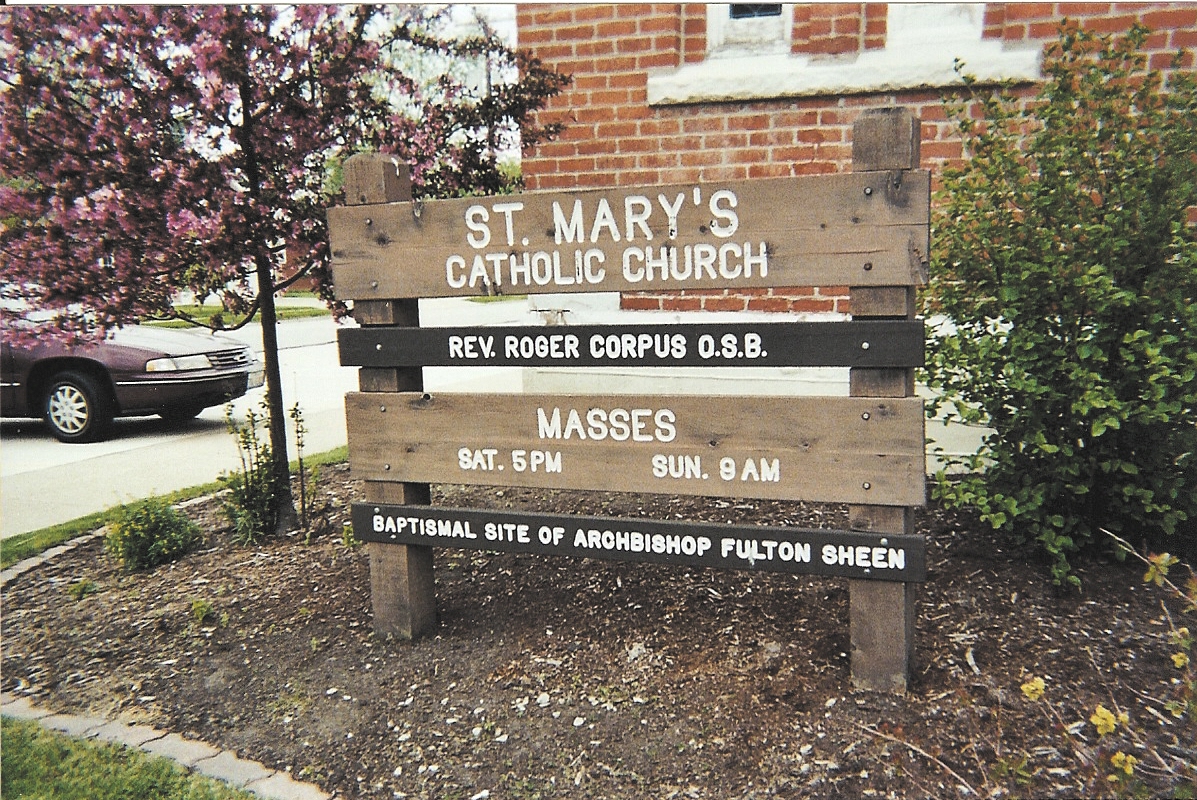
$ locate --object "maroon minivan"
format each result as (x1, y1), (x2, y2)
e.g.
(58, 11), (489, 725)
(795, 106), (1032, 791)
(1, 324), (264, 443)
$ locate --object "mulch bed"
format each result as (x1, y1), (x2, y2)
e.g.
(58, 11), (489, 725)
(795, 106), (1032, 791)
(3, 462), (1194, 798)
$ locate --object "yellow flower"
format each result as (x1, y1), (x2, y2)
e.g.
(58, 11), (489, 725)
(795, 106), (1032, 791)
(1110, 751), (1138, 776)
(1020, 676), (1046, 701)
(1090, 704), (1117, 736)
(1173, 652), (1191, 669)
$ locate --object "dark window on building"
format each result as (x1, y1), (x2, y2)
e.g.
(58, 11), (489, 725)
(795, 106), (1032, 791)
(729, 4), (783, 20)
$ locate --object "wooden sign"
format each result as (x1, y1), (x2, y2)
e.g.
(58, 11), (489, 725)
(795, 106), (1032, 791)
(330, 108), (930, 693)
(354, 503), (927, 582)
(329, 172), (930, 300)
(339, 319), (925, 369)
(345, 392), (925, 506)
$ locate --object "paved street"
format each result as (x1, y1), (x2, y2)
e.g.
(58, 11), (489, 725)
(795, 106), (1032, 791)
(0, 296), (542, 540)
(0, 316), (358, 539)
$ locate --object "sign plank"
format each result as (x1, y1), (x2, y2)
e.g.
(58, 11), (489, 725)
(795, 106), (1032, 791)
(345, 392), (926, 506)
(329, 172), (930, 300)
(338, 319), (925, 369)
(354, 503), (927, 582)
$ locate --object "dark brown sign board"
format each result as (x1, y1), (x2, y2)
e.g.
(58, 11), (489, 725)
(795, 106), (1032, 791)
(339, 319), (925, 369)
(354, 503), (927, 582)
(329, 171), (930, 300)
(345, 392), (925, 506)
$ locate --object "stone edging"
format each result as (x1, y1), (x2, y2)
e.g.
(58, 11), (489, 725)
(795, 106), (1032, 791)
(0, 528), (107, 589)
(0, 494), (331, 799)
(1, 693), (330, 800)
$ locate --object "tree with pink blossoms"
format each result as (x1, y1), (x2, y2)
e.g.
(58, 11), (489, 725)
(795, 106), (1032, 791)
(0, 5), (567, 532)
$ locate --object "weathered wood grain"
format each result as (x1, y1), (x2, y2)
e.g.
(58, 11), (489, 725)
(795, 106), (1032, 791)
(343, 153), (437, 642)
(847, 107), (923, 694)
(329, 171), (930, 300)
(345, 392), (925, 506)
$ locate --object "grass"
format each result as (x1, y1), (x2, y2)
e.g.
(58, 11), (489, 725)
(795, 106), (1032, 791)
(0, 716), (258, 800)
(142, 303), (328, 329)
(0, 445), (349, 571)
(0, 444), (351, 798)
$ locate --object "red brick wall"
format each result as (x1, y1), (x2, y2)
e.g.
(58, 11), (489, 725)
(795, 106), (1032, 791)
(516, 2), (1195, 313)
(792, 3), (888, 56)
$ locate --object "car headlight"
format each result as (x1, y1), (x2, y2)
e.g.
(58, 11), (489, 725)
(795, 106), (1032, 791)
(146, 354), (212, 372)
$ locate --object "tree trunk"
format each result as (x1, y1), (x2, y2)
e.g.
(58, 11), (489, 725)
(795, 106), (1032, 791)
(232, 64), (298, 536)
(255, 251), (300, 534)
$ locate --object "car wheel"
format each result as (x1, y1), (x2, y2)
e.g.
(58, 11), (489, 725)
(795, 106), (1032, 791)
(158, 404), (206, 426)
(44, 371), (113, 443)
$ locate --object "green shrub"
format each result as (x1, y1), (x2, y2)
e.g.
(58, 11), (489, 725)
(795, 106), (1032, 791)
(105, 497), (202, 572)
(925, 23), (1197, 586)
(220, 402), (282, 545)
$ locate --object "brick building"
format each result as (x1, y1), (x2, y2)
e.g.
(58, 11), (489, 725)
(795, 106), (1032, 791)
(515, 2), (1196, 313)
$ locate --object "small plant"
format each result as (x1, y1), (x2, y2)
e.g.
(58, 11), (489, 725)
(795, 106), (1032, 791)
(190, 598), (215, 625)
(1089, 703), (1126, 736)
(1019, 676), (1045, 702)
(290, 402), (313, 532)
(991, 752), (1034, 788)
(1108, 530), (1197, 726)
(67, 577), (99, 600)
(105, 497), (202, 572)
(341, 522), (359, 549)
(220, 401), (281, 545)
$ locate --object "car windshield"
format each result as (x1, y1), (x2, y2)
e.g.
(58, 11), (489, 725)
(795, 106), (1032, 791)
(3, 281), (124, 339)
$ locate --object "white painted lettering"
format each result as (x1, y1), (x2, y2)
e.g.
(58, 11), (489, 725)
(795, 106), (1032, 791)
(554, 250), (576, 285)
(718, 242), (743, 279)
(538, 406), (676, 442)
(590, 197), (621, 243)
(509, 252), (531, 285)
(625, 195), (653, 241)
(465, 204), (490, 248)
(553, 199), (584, 244)
(537, 407), (562, 439)
(531, 251), (553, 286)
(467, 254), (491, 288)
(744, 241), (768, 277)
(623, 247), (645, 282)
(657, 192), (685, 239)
(484, 252), (505, 286)
(709, 190), (739, 238)
(693, 243), (717, 279)
(583, 248), (606, 283)
(644, 246), (670, 282)
(563, 408), (587, 439)
(491, 201), (524, 246)
(445, 255), (467, 289)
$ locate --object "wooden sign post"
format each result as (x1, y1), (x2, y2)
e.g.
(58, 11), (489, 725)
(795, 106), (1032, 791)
(342, 154), (435, 640)
(848, 108), (925, 692)
(331, 108), (928, 692)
